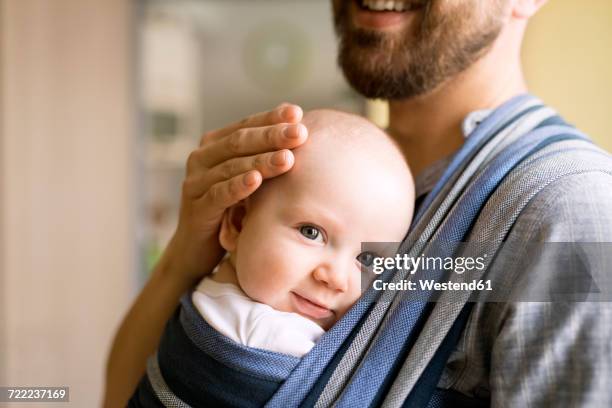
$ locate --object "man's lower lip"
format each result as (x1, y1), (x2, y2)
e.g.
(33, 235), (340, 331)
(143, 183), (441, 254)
(291, 292), (333, 320)
(352, 2), (420, 29)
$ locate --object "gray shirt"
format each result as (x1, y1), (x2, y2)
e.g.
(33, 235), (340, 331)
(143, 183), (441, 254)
(419, 113), (612, 407)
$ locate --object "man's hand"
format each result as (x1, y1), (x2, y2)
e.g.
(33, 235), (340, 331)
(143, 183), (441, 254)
(167, 103), (308, 281)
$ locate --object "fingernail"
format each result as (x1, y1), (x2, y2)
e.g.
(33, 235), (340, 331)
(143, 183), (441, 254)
(270, 150), (287, 166)
(283, 125), (300, 139)
(243, 171), (258, 186)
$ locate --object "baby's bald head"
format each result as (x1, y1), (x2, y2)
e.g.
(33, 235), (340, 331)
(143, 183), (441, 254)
(251, 109), (415, 241)
(298, 109), (404, 164)
(284, 109), (412, 200)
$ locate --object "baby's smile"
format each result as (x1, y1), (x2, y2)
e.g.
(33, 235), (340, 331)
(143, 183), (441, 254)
(290, 291), (335, 321)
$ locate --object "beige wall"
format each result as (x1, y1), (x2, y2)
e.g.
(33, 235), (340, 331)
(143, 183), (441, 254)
(0, 0), (5, 391)
(523, 0), (612, 152)
(0, 0), (133, 406)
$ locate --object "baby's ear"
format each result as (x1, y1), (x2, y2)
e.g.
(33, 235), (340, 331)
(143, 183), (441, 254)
(219, 201), (248, 252)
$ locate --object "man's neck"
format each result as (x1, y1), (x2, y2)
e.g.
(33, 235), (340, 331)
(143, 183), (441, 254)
(387, 27), (528, 178)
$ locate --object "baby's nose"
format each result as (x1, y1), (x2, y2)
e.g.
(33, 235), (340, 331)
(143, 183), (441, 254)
(312, 262), (350, 293)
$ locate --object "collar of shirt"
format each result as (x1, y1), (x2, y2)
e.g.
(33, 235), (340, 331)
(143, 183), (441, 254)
(414, 109), (492, 203)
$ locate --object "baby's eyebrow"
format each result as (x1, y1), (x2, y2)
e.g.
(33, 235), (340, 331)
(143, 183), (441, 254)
(284, 204), (346, 234)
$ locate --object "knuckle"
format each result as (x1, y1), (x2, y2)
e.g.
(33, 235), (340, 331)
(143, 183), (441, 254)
(253, 154), (266, 170)
(228, 178), (242, 199)
(230, 159), (243, 177)
(227, 131), (243, 154)
(265, 126), (276, 146)
(219, 162), (231, 180)
(208, 183), (222, 204)
(221, 160), (238, 179)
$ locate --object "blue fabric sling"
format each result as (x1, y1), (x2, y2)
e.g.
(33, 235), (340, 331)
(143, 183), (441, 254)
(287, 96), (587, 408)
(332, 124), (589, 408)
(129, 94), (592, 408)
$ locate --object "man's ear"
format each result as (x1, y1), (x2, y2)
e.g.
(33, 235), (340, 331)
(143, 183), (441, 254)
(219, 201), (248, 252)
(512, 0), (548, 19)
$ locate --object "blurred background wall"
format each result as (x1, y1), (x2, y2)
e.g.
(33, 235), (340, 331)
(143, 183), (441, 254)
(0, 0), (610, 406)
(523, 0), (612, 153)
(0, 0), (134, 406)
(136, 0), (361, 276)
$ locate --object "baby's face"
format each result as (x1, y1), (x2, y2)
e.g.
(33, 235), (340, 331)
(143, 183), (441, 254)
(226, 111), (414, 329)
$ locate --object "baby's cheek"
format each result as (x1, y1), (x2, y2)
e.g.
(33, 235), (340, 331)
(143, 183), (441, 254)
(237, 244), (296, 305)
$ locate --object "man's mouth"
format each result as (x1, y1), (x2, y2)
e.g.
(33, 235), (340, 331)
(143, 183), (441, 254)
(357, 0), (425, 13)
(290, 292), (334, 320)
(351, 0), (425, 29)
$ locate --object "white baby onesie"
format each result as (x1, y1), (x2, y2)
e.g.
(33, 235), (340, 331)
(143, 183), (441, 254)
(192, 277), (325, 357)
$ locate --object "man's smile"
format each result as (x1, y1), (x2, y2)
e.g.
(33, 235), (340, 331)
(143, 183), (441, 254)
(351, 0), (425, 30)
(357, 0), (425, 12)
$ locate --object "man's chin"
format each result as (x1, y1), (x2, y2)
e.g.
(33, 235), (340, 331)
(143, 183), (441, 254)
(338, 47), (411, 99)
(340, 58), (430, 100)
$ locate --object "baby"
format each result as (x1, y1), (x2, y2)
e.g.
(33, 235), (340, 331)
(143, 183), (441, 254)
(192, 109), (415, 357)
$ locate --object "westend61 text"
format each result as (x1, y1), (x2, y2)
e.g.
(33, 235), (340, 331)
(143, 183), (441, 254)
(373, 279), (493, 292)
(372, 254), (487, 275)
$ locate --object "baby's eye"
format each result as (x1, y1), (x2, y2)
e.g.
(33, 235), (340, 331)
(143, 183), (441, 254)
(356, 251), (376, 267)
(299, 225), (324, 243)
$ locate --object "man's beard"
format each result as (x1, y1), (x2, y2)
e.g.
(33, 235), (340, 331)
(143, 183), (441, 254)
(334, 0), (507, 100)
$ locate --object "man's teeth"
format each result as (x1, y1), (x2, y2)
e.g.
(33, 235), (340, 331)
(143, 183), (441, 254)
(362, 0), (410, 12)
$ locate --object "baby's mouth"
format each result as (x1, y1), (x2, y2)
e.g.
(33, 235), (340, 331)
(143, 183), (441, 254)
(290, 292), (334, 321)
